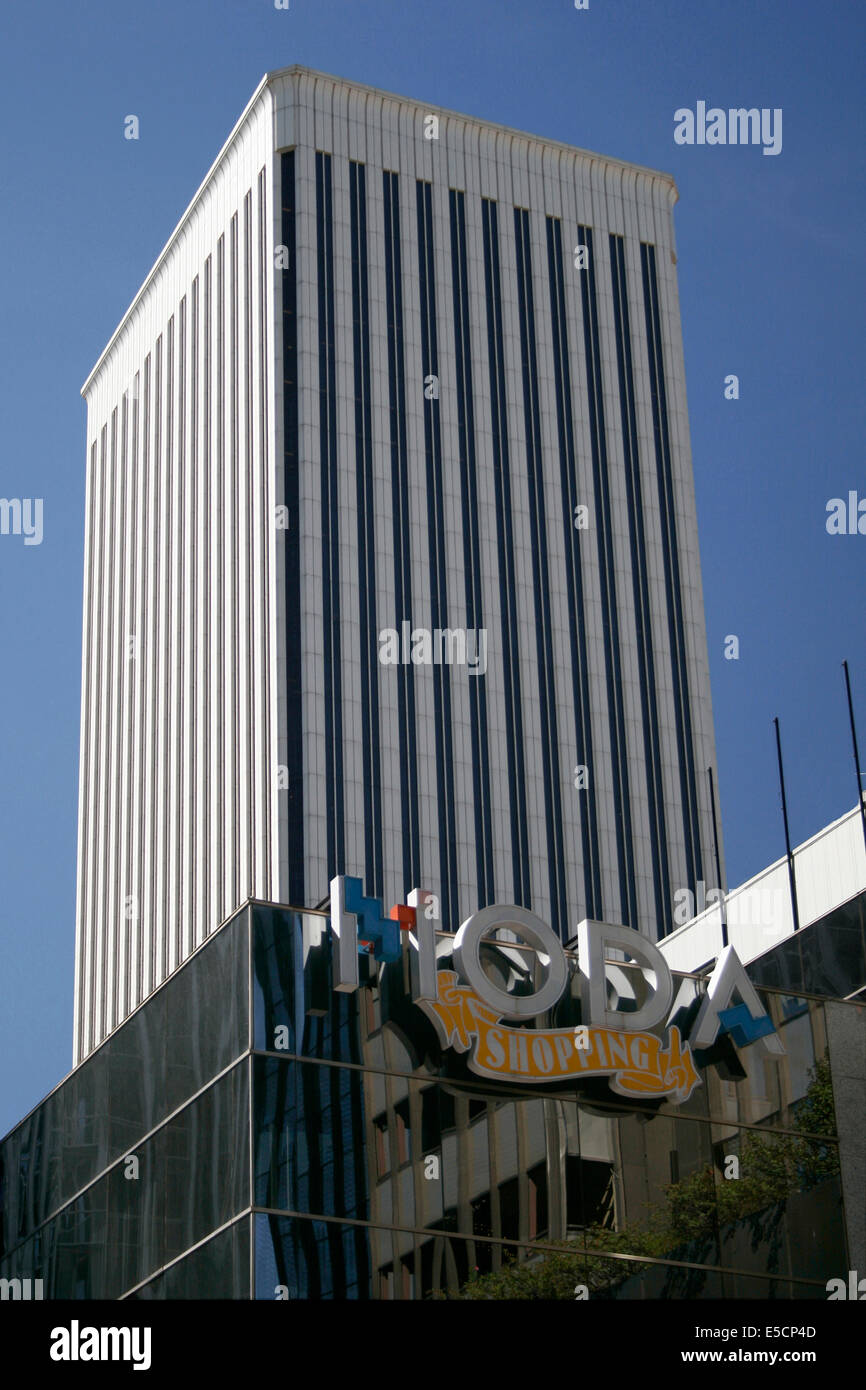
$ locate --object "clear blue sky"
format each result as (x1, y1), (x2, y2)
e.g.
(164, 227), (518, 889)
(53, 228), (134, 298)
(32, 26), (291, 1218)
(1, 0), (864, 1137)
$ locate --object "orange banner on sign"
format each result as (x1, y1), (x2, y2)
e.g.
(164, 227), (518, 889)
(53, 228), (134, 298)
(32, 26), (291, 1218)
(420, 971), (701, 1102)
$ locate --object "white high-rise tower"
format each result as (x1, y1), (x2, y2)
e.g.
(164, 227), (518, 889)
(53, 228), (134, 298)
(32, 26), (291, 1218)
(74, 66), (722, 1063)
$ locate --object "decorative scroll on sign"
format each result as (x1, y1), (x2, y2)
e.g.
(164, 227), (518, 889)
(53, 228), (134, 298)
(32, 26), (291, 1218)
(419, 971), (701, 1102)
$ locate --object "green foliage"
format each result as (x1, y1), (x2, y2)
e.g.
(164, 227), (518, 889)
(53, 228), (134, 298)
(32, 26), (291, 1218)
(791, 1054), (837, 1147)
(438, 1056), (838, 1300)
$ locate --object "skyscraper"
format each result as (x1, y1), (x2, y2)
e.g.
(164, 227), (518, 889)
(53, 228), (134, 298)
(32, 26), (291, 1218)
(74, 66), (722, 1064)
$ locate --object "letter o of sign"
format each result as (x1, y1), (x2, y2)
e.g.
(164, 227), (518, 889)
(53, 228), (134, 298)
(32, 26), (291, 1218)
(453, 906), (569, 1020)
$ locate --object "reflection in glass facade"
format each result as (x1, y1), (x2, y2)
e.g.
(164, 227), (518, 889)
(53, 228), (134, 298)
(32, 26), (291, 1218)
(748, 889), (866, 1001)
(1, 901), (861, 1299)
(0, 910), (250, 1299)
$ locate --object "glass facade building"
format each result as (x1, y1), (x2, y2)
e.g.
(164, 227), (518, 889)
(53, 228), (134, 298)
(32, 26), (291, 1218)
(3, 899), (862, 1299)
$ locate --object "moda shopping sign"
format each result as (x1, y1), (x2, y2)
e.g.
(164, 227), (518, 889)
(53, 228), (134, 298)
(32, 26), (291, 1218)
(329, 880), (784, 1104)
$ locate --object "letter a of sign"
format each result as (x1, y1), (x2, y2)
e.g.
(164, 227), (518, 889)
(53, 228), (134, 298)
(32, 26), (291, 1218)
(690, 945), (784, 1055)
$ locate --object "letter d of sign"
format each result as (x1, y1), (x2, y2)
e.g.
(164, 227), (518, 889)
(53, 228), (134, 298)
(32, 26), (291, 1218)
(576, 921), (673, 1032)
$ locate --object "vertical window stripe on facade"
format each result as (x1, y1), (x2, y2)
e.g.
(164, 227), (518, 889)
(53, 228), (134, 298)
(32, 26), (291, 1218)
(609, 233), (670, 935)
(213, 236), (227, 928)
(124, 366), (139, 1020)
(383, 170), (421, 895)
(640, 241), (703, 899)
(350, 160), (384, 900)
(576, 224), (638, 929)
(102, 408), (116, 1036)
(165, 306), (177, 979)
(243, 192), (254, 899)
(481, 197), (531, 909)
(545, 216), (603, 923)
(449, 189), (495, 908)
(152, 336), (163, 1008)
(228, 218), (239, 917)
(416, 180), (459, 933)
(316, 151), (345, 881)
(257, 169), (271, 901)
(109, 397), (124, 1028)
(280, 151), (304, 907)
(180, 288), (191, 969)
(200, 260), (211, 954)
(117, 387), (131, 1025)
(190, 271), (202, 955)
(513, 207), (567, 942)
(139, 352), (152, 1008)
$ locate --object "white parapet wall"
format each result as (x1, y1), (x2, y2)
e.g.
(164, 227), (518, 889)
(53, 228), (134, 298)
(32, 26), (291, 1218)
(659, 801), (866, 973)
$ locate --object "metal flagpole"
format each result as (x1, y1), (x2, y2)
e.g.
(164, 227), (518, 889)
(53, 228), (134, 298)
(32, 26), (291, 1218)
(707, 766), (728, 949)
(842, 660), (866, 860)
(773, 716), (800, 933)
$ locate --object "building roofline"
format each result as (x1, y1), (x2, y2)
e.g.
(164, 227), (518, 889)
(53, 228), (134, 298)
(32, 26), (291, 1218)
(266, 64), (677, 184)
(80, 72), (271, 397)
(81, 64), (678, 399)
